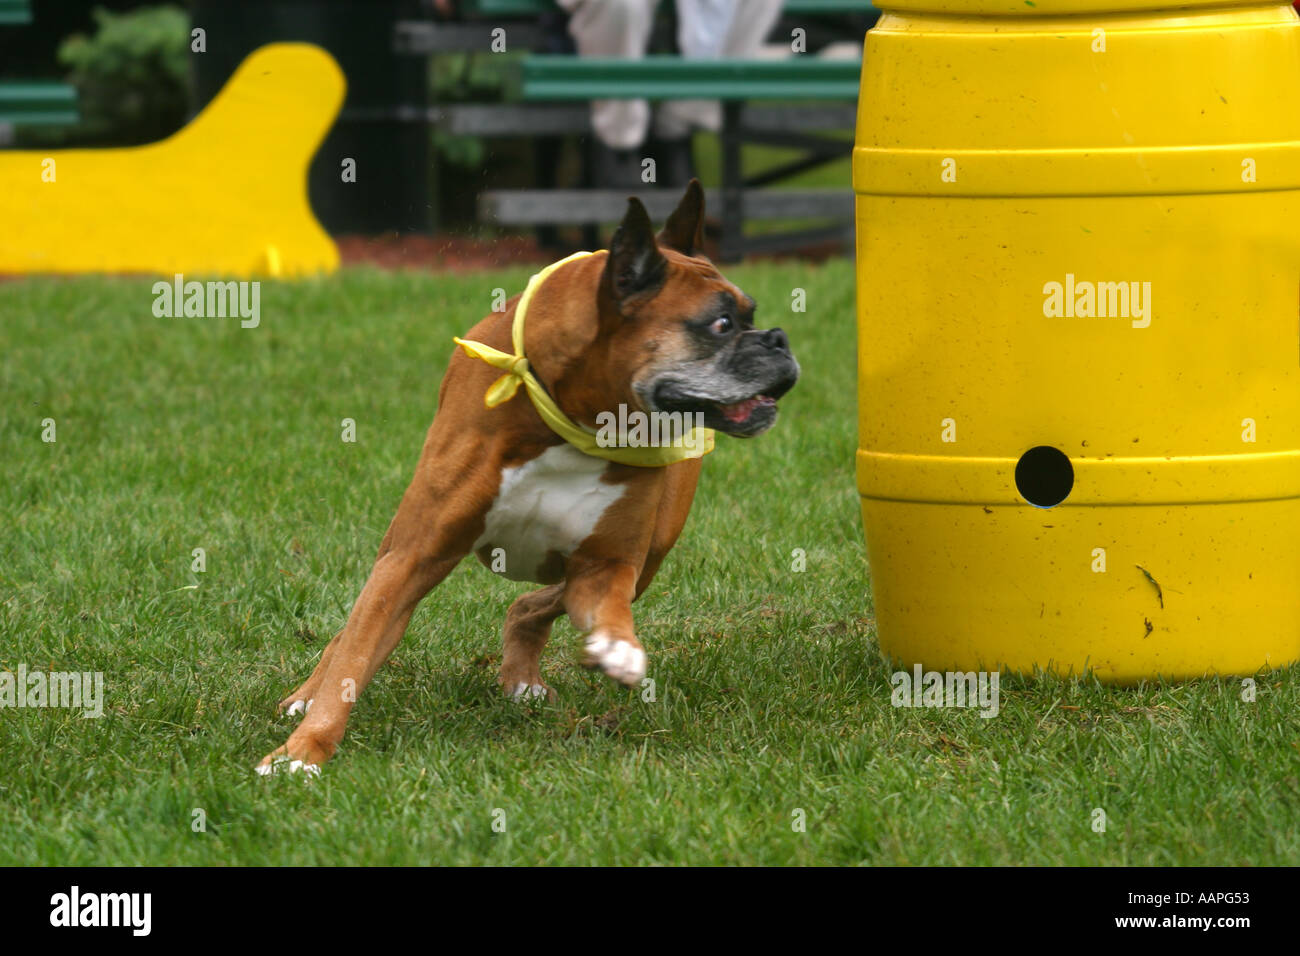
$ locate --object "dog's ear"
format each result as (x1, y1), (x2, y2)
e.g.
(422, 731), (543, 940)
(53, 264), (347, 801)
(603, 197), (668, 304)
(657, 179), (705, 257)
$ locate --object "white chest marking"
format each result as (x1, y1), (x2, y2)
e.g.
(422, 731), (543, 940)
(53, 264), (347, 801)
(473, 444), (626, 582)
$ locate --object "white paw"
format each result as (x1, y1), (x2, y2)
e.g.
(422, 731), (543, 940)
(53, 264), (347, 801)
(255, 756), (320, 778)
(509, 682), (548, 700)
(284, 698), (313, 718)
(584, 631), (646, 686)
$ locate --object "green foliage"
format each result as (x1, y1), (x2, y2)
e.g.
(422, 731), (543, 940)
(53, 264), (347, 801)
(429, 51), (519, 169)
(55, 4), (190, 146)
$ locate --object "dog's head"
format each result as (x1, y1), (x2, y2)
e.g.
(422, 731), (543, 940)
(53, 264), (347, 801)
(596, 180), (800, 438)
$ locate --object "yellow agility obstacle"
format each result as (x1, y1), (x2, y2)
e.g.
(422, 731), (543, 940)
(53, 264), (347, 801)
(0, 43), (343, 278)
(854, 1), (1300, 681)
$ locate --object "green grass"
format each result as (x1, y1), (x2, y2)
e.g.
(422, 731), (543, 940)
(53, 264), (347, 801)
(2, 264), (1298, 866)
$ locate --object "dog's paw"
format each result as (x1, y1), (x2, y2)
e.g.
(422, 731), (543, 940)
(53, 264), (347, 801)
(498, 674), (556, 702)
(255, 756), (320, 778)
(283, 698), (314, 718)
(256, 731), (334, 777)
(583, 630), (646, 686)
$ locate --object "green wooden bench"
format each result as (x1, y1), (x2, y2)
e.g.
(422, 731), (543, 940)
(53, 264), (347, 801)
(461, 0), (875, 14)
(785, 0), (875, 11)
(0, 82), (79, 125)
(515, 56), (859, 101)
(401, 1), (878, 55)
(460, 0), (550, 13)
(0, 0), (32, 25)
(397, 0), (872, 257)
(0, 2), (81, 132)
(480, 55), (859, 260)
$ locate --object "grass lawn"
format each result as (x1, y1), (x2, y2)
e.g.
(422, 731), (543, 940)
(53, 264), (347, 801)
(2, 262), (1298, 866)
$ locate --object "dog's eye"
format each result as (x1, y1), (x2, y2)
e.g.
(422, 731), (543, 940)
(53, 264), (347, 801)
(710, 315), (733, 335)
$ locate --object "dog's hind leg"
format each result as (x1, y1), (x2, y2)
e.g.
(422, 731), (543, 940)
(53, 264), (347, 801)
(498, 583), (566, 701)
(258, 547), (460, 773)
(257, 446), (496, 772)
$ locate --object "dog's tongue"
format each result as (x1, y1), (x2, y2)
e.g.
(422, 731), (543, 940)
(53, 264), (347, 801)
(720, 395), (774, 424)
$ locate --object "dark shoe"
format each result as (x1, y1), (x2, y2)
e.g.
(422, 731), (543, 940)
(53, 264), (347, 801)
(589, 142), (645, 190)
(646, 134), (696, 189)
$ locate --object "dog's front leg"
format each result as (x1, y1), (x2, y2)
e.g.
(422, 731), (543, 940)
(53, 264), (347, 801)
(565, 561), (647, 687)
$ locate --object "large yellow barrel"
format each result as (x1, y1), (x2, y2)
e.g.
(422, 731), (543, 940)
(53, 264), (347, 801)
(854, 1), (1300, 681)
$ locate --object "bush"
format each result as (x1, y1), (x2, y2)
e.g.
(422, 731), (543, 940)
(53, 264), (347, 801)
(55, 5), (190, 146)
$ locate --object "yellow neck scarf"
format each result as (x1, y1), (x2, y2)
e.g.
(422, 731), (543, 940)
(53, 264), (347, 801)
(453, 251), (715, 467)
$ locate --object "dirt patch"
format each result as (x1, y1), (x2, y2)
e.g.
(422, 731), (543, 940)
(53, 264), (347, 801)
(337, 234), (554, 272)
(338, 232), (848, 272)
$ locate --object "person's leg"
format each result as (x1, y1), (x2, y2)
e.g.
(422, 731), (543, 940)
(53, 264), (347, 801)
(717, 0), (785, 57)
(558, 0), (658, 157)
(655, 0), (783, 142)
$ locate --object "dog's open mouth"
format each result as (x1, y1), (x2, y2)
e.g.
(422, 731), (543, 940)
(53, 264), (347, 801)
(651, 377), (795, 437)
(718, 394), (776, 425)
(700, 392), (779, 436)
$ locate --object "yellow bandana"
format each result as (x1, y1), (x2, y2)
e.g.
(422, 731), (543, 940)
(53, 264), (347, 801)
(453, 251), (715, 467)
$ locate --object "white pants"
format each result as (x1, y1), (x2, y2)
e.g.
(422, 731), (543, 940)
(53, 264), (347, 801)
(556, 0), (785, 149)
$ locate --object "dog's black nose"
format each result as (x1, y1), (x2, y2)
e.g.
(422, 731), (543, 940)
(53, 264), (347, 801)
(760, 327), (790, 352)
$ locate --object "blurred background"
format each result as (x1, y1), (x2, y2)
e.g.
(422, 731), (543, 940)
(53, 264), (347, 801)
(0, 0), (877, 263)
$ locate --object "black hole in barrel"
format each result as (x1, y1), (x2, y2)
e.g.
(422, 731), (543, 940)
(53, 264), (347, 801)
(1015, 445), (1074, 508)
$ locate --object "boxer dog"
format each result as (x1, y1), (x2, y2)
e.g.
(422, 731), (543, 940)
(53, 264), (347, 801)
(257, 181), (798, 774)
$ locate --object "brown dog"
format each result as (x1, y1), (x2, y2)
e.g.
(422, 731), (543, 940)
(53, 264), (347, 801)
(257, 181), (799, 774)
